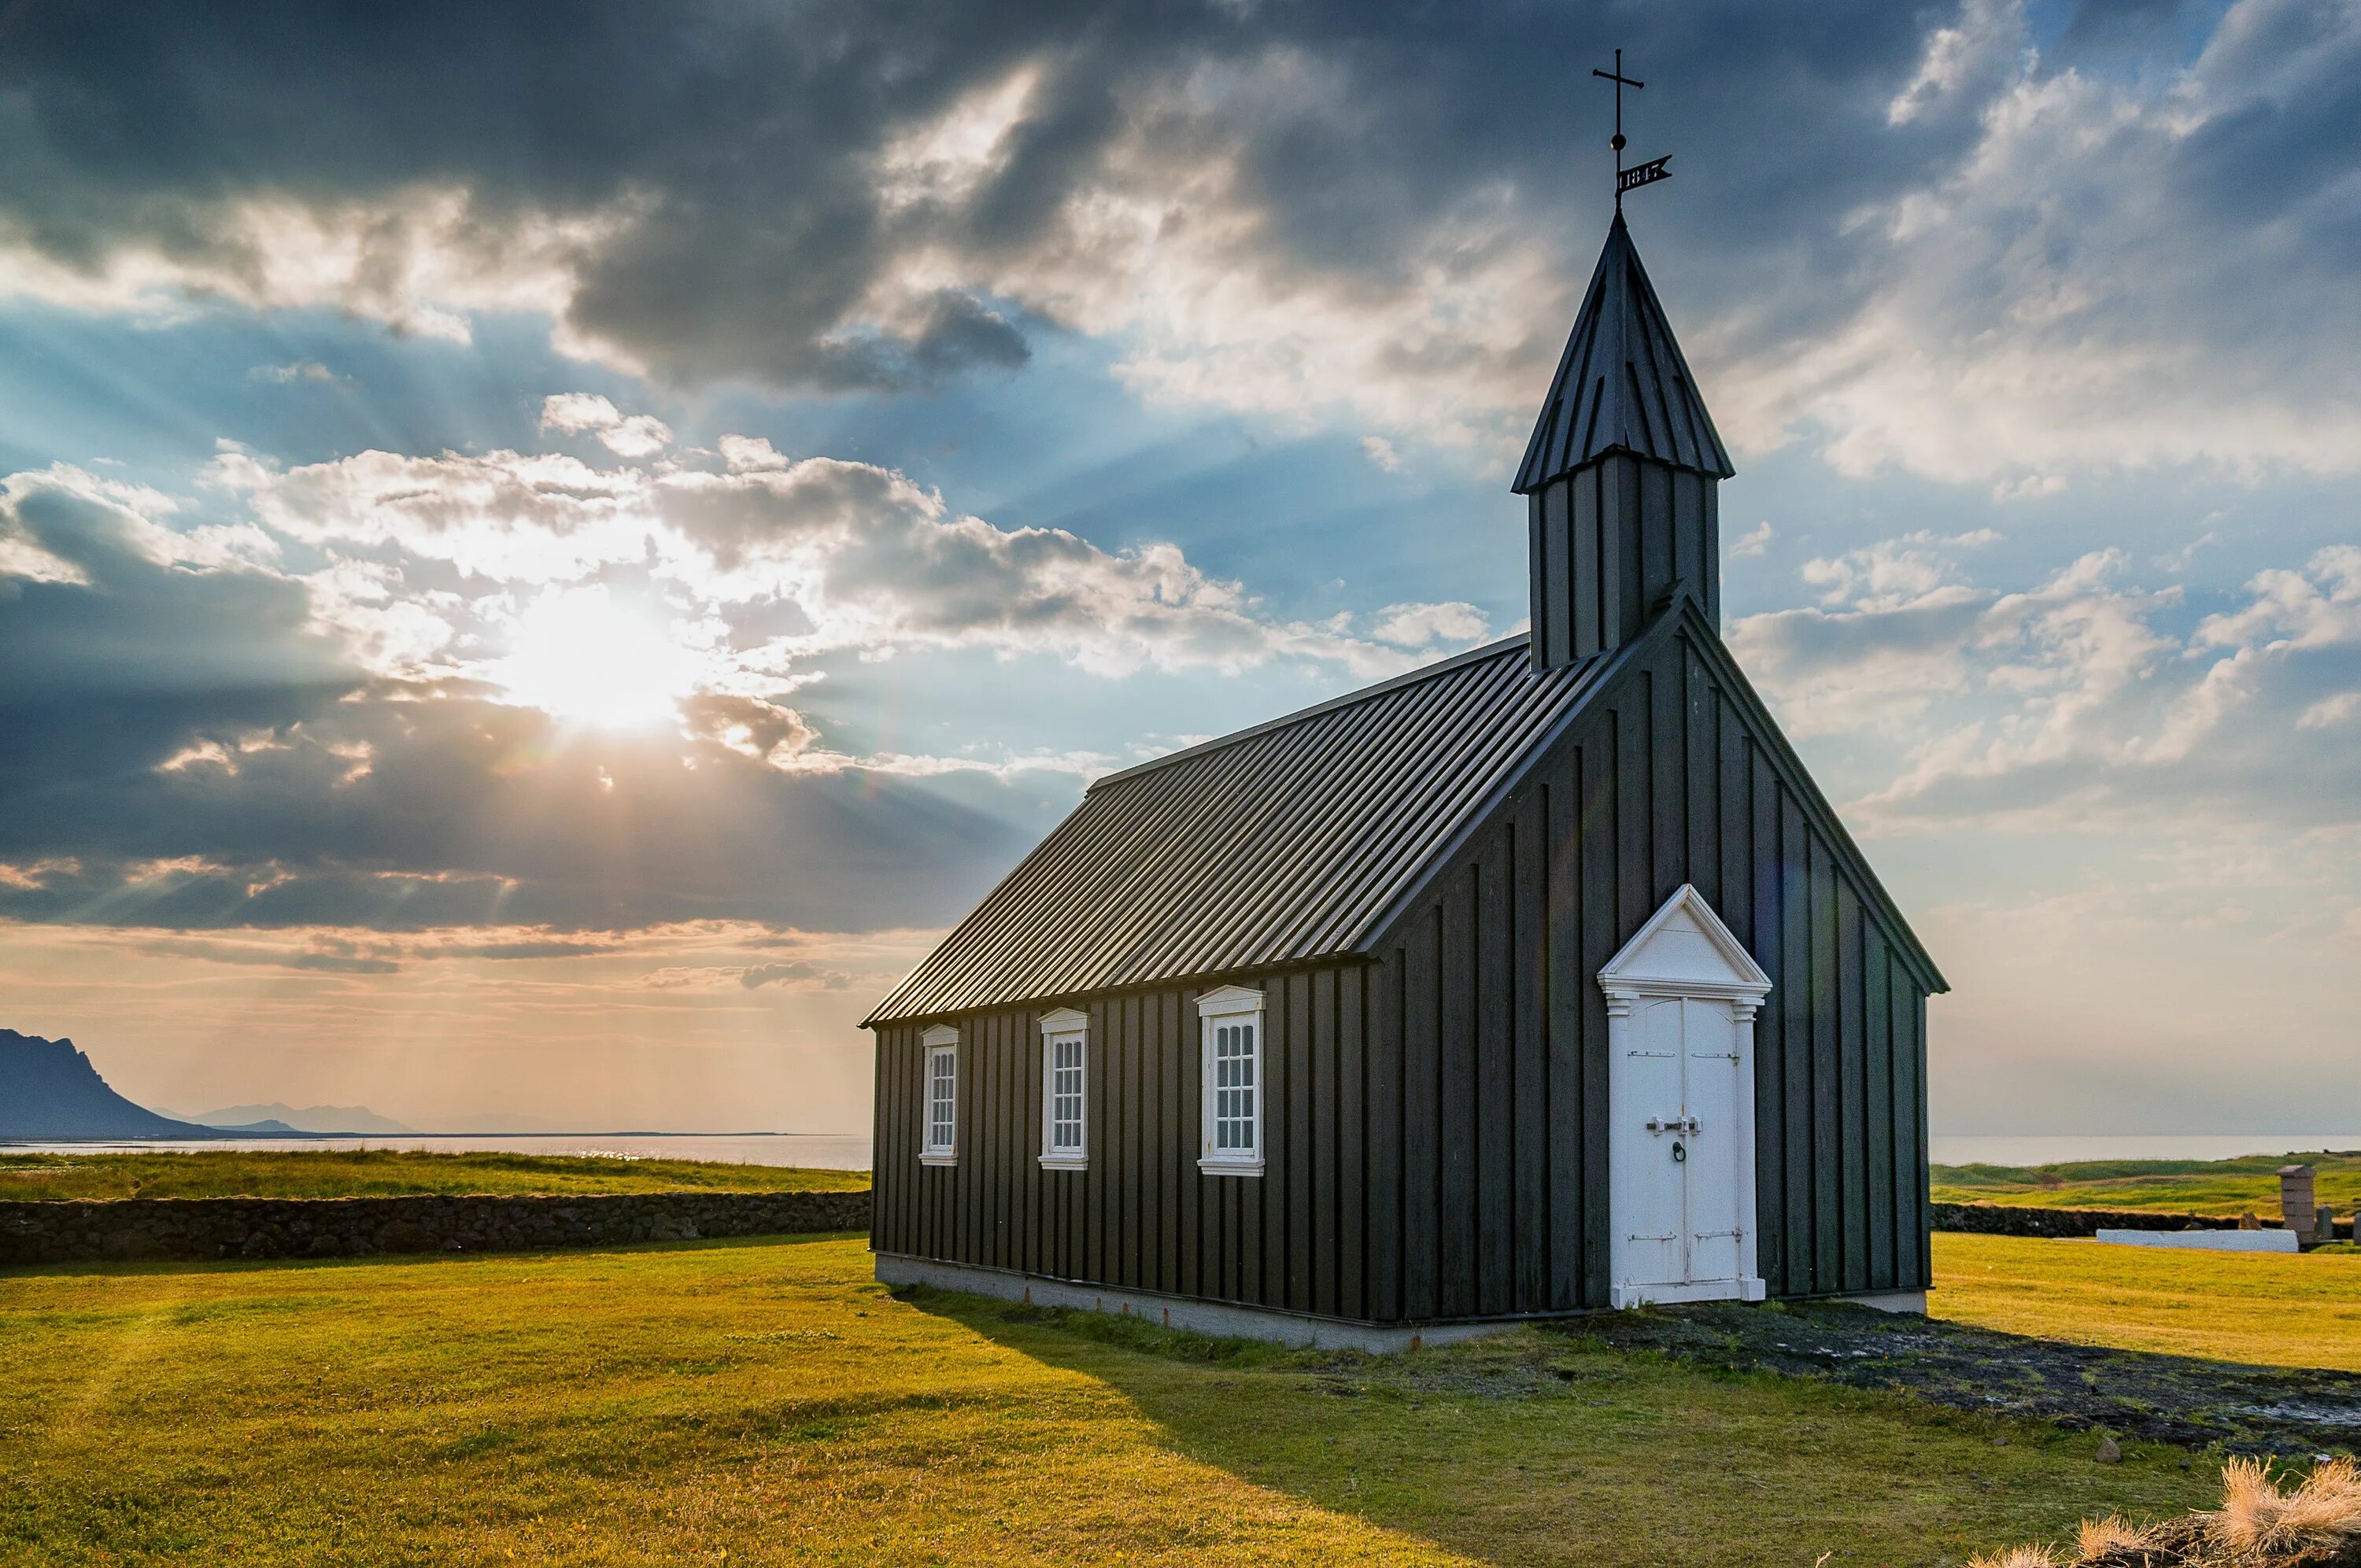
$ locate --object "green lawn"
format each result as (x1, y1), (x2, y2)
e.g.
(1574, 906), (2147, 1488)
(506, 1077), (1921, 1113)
(0, 1149), (869, 1202)
(1, 1234), (2213, 1566)
(1930, 1230), (2361, 1372)
(1931, 1150), (2361, 1217)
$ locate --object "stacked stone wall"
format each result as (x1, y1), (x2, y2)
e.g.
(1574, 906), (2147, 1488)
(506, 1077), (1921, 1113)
(0, 1190), (870, 1266)
(1931, 1202), (2352, 1240)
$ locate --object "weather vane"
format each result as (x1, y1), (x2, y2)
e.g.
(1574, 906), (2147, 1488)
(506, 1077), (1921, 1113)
(1593, 49), (1671, 209)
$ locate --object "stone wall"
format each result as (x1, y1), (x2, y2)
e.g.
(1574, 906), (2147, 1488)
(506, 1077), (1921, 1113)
(0, 1190), (871, 1267)
(1932, 1201), (2352, 1240)
(10, 1190), (2338, 1267)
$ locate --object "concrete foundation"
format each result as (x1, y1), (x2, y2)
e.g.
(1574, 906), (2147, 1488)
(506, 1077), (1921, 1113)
(875, 1253), (1518, 1352)
(1834, 1289), (1930, 1314)
(875, 1253), (1931, 1348)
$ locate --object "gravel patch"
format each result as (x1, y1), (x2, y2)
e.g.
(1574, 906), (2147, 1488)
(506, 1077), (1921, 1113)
(1547, 1300), (2361, 1456)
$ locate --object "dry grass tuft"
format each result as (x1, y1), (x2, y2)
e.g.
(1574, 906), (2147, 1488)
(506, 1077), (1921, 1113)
(1968, 1547), (2062, 1568)
(2075, 1515), (2156, 1555)
(1977, 1456), (2361, 1567)
(2211, 1456), (2361, 1560)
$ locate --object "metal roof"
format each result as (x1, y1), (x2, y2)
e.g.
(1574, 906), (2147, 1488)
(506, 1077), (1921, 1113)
(1513, 212), (1735, 493)
(865, 637), (1605, 1024)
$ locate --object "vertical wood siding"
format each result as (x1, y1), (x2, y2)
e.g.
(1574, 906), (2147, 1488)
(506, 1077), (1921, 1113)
(1358, 615), (1932, 1312)
(871, 613), (1934, 1322)
(1529, 453), (1720, 667)
(870, 963), (1395, 1322)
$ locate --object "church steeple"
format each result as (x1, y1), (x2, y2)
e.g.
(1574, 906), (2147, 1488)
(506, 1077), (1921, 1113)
(1515, 212), (1733, 670)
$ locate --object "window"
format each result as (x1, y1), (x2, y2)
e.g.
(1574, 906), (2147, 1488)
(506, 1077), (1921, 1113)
(1196, 985), (1265, 1175)
(920, 1024), (958, 1164)
(1038, 1007), (1088, 1169)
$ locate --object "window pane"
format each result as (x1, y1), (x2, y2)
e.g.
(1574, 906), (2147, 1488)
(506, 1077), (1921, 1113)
(1205, 1011), (1262, 1160)
(1045, 1033), (1084, 1153)
(927, 1048), (956, 1150)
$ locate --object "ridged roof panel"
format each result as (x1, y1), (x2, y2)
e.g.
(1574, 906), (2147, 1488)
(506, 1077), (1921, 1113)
(1513, 212), (1735, 492)
(865, 637), (1605, 1024)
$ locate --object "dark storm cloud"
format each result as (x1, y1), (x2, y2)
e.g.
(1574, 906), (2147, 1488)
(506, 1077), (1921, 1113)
(0, 0), (1958, 394)
(0, 479), (1044, 933)
(0, 478), (360, 809)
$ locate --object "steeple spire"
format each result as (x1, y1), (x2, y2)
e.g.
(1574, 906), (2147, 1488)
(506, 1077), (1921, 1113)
(1514, 214), (1733, 670)
(1516, 215), (1731, 492)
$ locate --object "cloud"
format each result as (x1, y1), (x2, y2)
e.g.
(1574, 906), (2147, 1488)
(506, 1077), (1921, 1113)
(1360, 436), (1402, 472)
(1798, 528), (1998, 611)
(135, 935), (403, 974)
(212, 434), (1443, 684)
(2299, 692), (2361, 730)
(1735, 541), (2361, 833)
(538, 393), (675, 458)
(0, 0), (1999, 459)
(5, 2), (2348, 485)
(1723, 0), (2361, 483)
(1367, 601), (1489, 647)
(738, 959), (855, 991)
(250, 360), (344, 386)
(0, 416), (1491, 936)
(0, 458), (1045, 934)
(1729, 521), (1774, 559)
(717, 435), (792, 473)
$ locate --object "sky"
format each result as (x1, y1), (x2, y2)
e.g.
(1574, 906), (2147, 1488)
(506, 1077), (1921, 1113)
(2, 0), (2355, 1138)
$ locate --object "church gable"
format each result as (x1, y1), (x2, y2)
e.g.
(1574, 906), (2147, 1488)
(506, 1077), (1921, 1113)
(1600, 883), (1772, 995)
(1355, 590), (1942, 1306)
(1366, 592), (1943, 998)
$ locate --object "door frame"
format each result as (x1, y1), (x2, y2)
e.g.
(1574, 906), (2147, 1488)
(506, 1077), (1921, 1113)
(1599, 885), (1772, 1309)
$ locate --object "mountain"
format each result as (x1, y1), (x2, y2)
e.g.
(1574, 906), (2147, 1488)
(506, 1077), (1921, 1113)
(180, 1103), (416, 1135)
(0, 1029), (233, 1140)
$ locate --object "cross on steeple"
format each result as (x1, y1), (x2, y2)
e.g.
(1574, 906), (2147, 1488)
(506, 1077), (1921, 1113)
(1592, 49), (1671, 209)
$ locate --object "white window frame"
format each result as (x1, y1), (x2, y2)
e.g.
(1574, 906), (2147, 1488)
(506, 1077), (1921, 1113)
(1196, 984), (1265, 1175)
(1038, 1007), (1088, 1170)
(920, 1024), (959, 1166)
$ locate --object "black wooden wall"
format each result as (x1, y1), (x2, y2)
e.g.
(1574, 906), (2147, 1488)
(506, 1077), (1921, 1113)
(1529, 452), (1721, 669)
(1359, 604), (1934, 1312)
(872, 964), (1387, 1321)
(870, 603), (1937, 1323)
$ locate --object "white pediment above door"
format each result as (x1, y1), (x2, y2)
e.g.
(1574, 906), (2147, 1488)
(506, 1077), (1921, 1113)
(1599, 884), (1772, 1000)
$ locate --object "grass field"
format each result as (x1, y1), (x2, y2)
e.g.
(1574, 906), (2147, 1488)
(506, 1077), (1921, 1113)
(1931, 1230), (2361, 1372)
(0, 1149), (870, 1202)
(1931, 1150), (2361, 1217)
(0, 1234), (2217, 1567)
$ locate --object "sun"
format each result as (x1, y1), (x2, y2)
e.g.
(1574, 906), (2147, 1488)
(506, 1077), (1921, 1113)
(493, 585), (703, 730)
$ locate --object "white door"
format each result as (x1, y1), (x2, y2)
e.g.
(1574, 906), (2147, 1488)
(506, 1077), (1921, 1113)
(1601, 885), (1772, 1309)
(1613, 997), (1690, 1289)
(1676, 998), (1744, 1286)
(1611, 995), (1746, 1301)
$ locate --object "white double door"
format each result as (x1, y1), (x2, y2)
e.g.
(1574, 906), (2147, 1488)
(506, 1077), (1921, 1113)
(1609, 994), (1757, 1306)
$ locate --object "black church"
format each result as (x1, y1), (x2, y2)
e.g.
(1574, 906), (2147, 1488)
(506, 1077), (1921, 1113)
(863, 208), (1947, 1349)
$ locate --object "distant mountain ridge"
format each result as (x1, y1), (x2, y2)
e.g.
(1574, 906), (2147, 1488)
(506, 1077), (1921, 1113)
(176, 1102), (416, 1135)
(0, 1029), (253, 1140)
